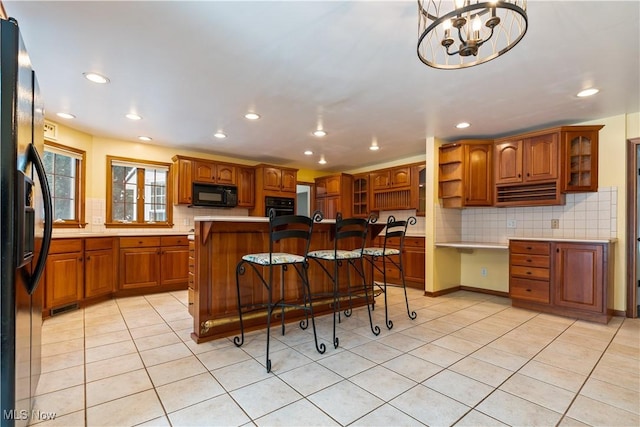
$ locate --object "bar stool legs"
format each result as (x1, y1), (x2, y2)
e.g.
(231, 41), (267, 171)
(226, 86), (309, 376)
(233, 212), (326, 373)
(363, 215), (418, 330)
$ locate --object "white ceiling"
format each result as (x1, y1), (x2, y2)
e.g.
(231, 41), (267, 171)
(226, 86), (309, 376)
(5, 1), (640, 172)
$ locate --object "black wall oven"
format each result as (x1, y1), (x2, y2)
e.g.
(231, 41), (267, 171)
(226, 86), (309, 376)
(265, 196), (295, 217)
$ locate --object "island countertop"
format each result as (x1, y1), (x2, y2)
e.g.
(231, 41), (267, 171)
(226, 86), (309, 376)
(194, 215), (336, 224)
(190, 216), (383, 343)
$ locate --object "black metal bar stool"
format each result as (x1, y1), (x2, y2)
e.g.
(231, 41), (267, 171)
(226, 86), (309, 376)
(233, 210), (326, 372)
(307, 212), (380, 349)
(362, 215), (418, 330)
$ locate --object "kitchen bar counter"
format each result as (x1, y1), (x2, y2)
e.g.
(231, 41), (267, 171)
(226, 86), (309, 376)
(52, 230), (189, 238)
(190, 217), (383, 343)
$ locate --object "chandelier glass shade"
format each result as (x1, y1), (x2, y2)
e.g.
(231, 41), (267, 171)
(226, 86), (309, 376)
(417, 0), (528, 69)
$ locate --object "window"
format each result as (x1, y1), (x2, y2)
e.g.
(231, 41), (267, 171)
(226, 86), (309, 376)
(43, 142), (86, 227)
(106, 156), (173, 227)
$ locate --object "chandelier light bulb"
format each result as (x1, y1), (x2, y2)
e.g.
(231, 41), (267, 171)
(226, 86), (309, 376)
(418, 0), (528, 69)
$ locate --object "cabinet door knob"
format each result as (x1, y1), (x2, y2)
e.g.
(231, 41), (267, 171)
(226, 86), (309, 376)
(526, 288), (532, 292)
(526, 271), (532, 275)
(526, 246), (532, 250)
(78, 257), (83, 262)
(526, 259), (532, 262)
(518, 174), (522, 178)
(86, 256), (91, 261)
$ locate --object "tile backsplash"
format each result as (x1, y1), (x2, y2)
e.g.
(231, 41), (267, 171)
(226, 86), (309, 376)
(52, 198), (249, 236)
(437, 186), (617, 243)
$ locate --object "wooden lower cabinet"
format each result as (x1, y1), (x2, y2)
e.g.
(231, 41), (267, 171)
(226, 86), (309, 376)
(371, 236), (425, 289)
(45, 241), (84, 310)
(44, 235), (188, 317)
(85, 238), (116, 298)
(509, 239), (614, 323)
(118, 236), (189, 292)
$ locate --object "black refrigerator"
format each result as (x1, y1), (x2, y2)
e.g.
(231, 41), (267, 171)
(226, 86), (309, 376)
(0, 18), (52, 427)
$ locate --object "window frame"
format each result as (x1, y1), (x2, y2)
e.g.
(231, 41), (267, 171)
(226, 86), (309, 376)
(105, 155), (173, 228)
(44, 141), (87, 228)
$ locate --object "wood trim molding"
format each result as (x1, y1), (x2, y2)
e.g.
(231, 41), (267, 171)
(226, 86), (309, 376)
(626, 137), (640, 318)
(424, 286), (460, 297)
(459, 286), (510, 298)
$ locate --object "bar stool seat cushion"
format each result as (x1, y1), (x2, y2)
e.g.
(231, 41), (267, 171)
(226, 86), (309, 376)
(307, 249), (362, 260)
(362, 247), (401, 256)
(241, 252), (304, 265)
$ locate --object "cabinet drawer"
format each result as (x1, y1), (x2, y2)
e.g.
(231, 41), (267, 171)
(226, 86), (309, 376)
(510, 253), (549, 268)
(511, 265), (549, 280)
(119, 237), (161, 248)
(510, 241), (550, 255)
(161, 236), (188, 247)
(50, 239), (83, 254)
(404, 237), (425, 248)
(510, 278), (550, 303)
(85, 237), (114, 251)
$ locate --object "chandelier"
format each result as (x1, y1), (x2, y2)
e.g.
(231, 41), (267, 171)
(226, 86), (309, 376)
(417, 0), (528, 69)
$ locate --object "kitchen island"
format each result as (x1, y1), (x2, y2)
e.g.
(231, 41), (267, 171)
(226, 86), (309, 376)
(190, 216), (385, 343)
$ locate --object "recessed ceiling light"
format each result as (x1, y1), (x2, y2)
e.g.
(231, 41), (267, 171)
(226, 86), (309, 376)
(138, 136), (152, 141)
(577, 88), (599, 98)
(214, 132), (227, 139)
(456, 122), (471, 129)
(126, 113), (142, 120)
(56, 112), (75, 119)
(304, 150), (313, 156)
(313, 129), (327, 137)
(83, 72), (110, 84)
(318, 156), (327, 165)
(369, 141), (380, 151)
(244, 112), (260, 120)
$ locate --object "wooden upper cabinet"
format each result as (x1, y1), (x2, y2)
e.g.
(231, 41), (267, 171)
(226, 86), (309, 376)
(494, 140), (523, 185)
(390, 167), (411, 188)
(561, 126), (603, 193)
(216, 164), (236, 185)
(194, 160), (236, 185)
(262, 167), (282, 191)
(261, 166), (296, 192)
(524, 133), (558, 182)
(316, 175), (342, 198)
(281, 169), (297, 193)
(194, 161), (216, 183)
(173, 157), (193, 205)
(371, 166), (411, 190)
(352, 173), (370, 218)
(237, 167), (255, 207)
(464, 144), (493, 206)
(495, 133), (558, 185)
(439, 141), (492, 208)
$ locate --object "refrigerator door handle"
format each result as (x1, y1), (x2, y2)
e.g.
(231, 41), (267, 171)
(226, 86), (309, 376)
(27, 143), (52, 294)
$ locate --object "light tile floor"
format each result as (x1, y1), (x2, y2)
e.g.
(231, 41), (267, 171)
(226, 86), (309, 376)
(31, 288), (639, 427)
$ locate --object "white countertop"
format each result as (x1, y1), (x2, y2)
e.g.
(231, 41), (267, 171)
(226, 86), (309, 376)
(52, 231), (189, 238)
(194, 215), (336, 224)
(508, 237), (617, 244)
(435, 242), (509, 249)
(435, 237), (617, 249)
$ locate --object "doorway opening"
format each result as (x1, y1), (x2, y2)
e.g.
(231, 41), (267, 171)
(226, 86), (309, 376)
(296, 183), (312, 217)
(626, 138), (640, 318)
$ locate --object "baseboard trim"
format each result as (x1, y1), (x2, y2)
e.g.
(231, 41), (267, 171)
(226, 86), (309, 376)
(459, 286), (510, 298)
(424, 286), (510, 298)
(612, 309), (627, 317)
(424, 286), (460, 297)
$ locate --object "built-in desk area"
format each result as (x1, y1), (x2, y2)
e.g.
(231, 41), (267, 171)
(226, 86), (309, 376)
(190, 216), (385, 343)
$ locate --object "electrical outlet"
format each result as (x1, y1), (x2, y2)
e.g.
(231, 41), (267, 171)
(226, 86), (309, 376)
(551, 219), (560, 229)
(92, 216), (102, 225)
(481, 268), (488, 277)
(506, 219), (517, 228)
(183, 218), (190, 226)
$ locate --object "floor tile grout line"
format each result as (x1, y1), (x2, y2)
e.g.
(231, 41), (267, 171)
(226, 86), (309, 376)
(555, 317), (629, 426)
(37, 289), (638, 427)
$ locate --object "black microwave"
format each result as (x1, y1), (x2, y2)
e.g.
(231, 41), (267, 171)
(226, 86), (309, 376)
(192, 183), (238, 208)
